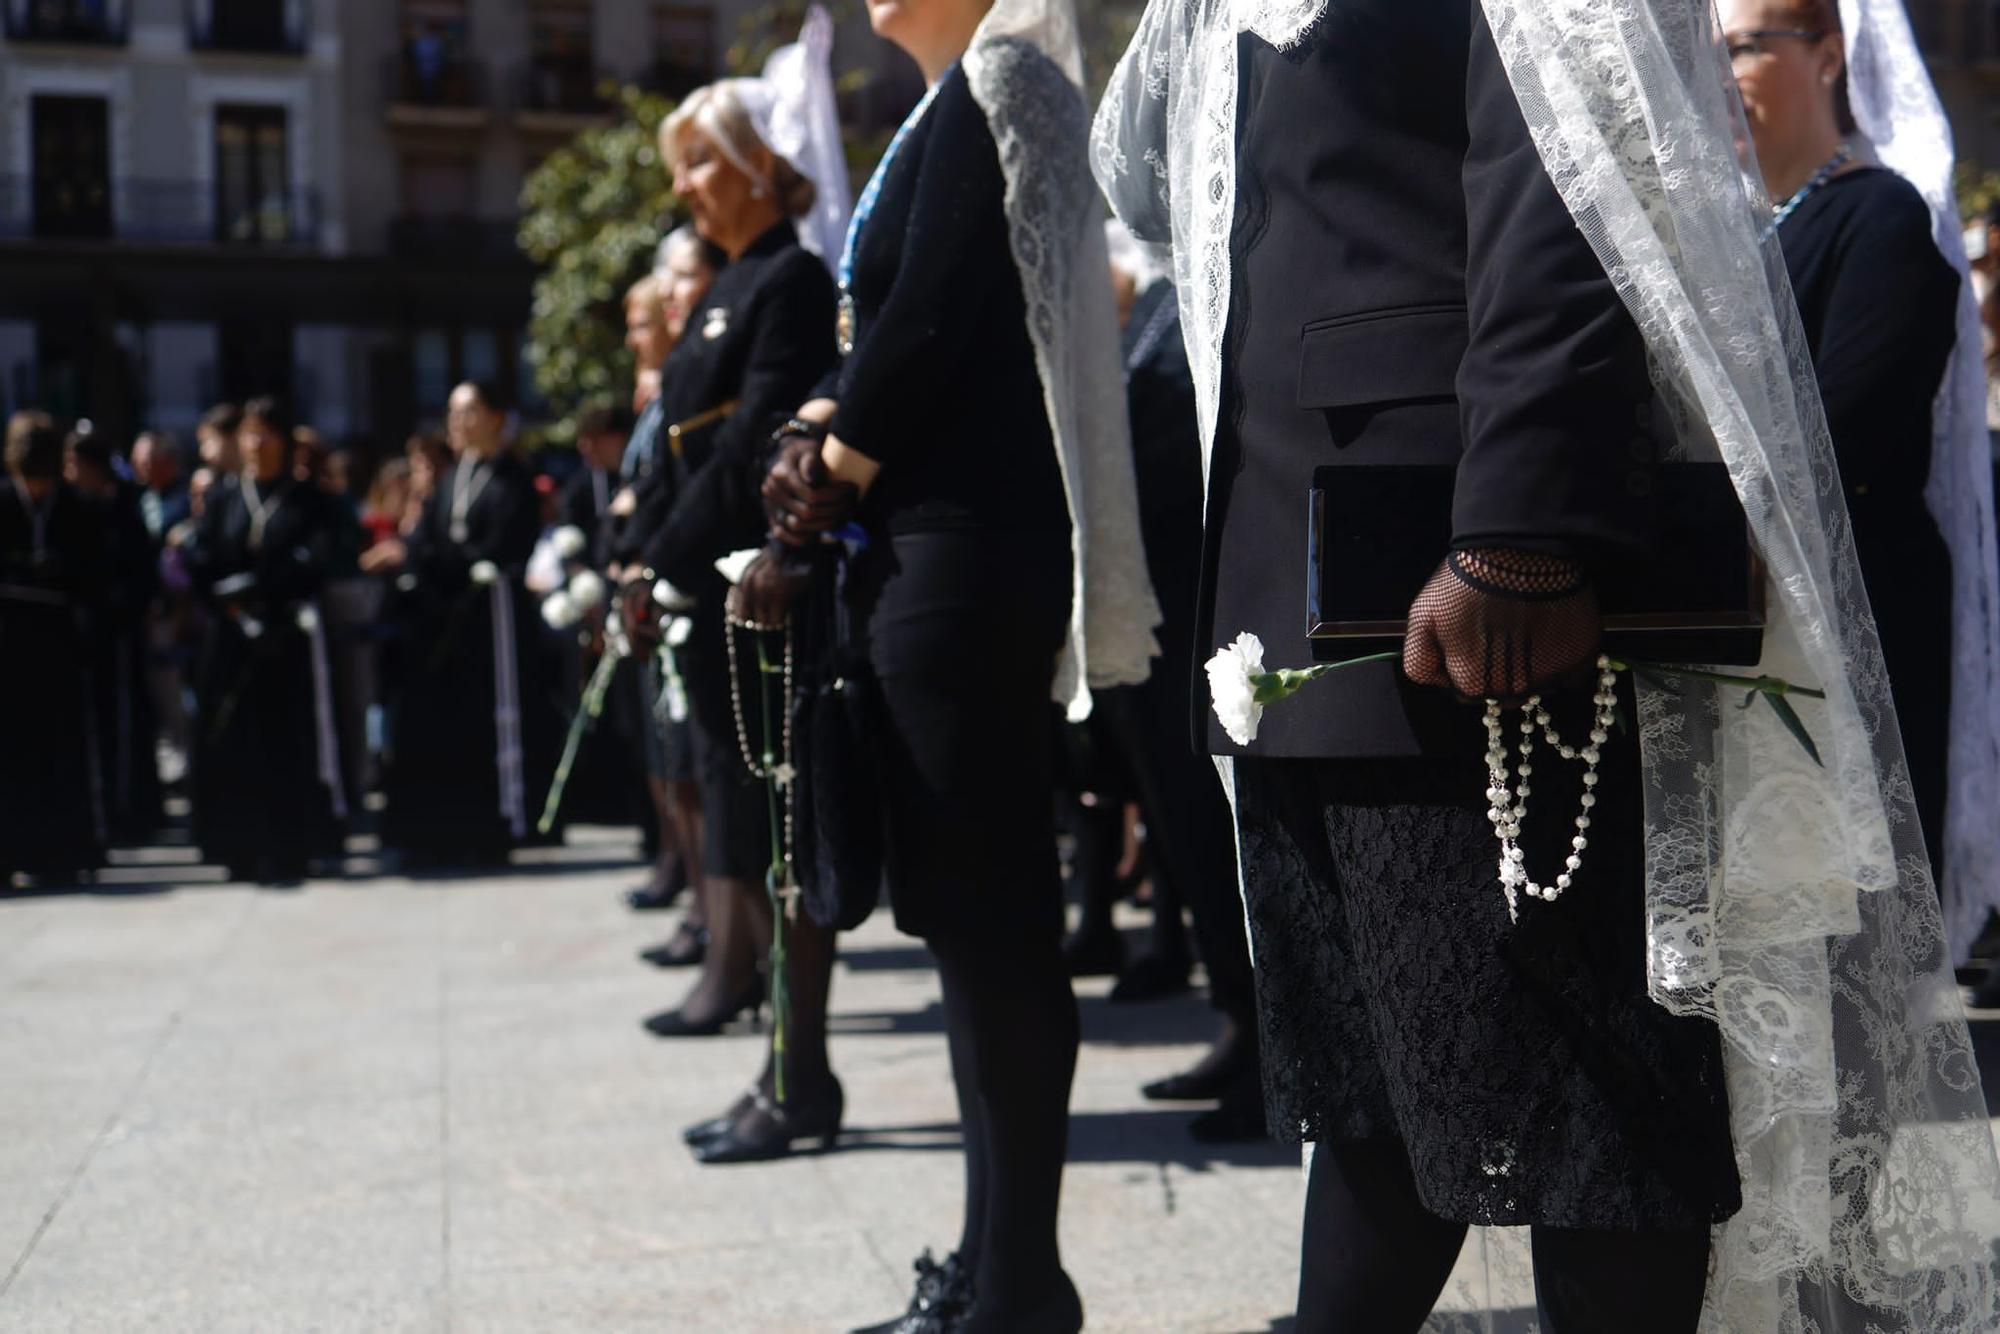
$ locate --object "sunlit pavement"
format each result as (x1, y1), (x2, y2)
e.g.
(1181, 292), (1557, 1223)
(0, 830), (1308, 1333)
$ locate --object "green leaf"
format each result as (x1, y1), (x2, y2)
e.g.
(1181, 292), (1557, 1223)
(1762, 692), (1824, 768)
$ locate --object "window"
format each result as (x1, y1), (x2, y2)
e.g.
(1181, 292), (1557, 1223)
(30, 96), (111, 241)
(14, 0), (124, 44)
(204, 0), (292, 53)
(214, 104), (290, 243)
(401, 156), (477, 218)
(399, 0), (475, 105)
(650, 5), (715, 97)
(525, 0), (596, 112)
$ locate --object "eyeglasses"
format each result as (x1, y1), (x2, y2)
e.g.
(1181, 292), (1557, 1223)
(1726, 28), (1827, 60)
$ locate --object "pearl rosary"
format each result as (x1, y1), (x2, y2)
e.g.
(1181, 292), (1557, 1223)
(1483, 655), (1620, 922)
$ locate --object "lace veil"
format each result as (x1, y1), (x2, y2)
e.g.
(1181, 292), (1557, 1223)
(1093, 0), (2000, 1328)
(728, 5), (853, 264)
(1838, 0), (2000, 962)
(962, 0), (1162, 718)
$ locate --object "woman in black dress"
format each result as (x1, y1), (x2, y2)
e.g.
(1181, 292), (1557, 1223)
(614, 78), (838, 1041)
(754, 0), (1157, 1323)
(1725, 0), (1960, 878)
(186, 398), (345, 883)
(0, 412), (106, 884)
(374, 381), (554, 868)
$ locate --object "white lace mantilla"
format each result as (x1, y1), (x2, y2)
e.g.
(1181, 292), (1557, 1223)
(1093, 0), (2000, 1328)
(965, 0), (1162, 719)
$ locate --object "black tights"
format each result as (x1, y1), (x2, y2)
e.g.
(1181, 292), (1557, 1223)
(1296, 1141), (1710, 1334)
(931, 929), (1080, 1321)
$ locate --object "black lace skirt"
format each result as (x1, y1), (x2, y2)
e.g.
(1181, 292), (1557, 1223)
(1232, 685), (1742, 1232)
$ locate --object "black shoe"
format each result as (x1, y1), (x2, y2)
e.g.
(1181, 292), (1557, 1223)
(1061, 928), (1125, 979)
(639, 922), (708, 968)
(690, 1078), (844, 1165)
(682, 1089), (757, 1147)
(1109, 950), (1192, 1003)
(850, 1250), (974, 1334)
(1142, 1067), (1233, 1103)
(640, 979), (763, 1038)
(958, 1271), (1081, 1334)
(625, 857), (688, 912)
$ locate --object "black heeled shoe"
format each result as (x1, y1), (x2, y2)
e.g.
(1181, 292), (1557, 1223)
(638, 922), (708, 968)
(625, 856), (689, 912)
(1109, 949), (1192, 1003)
(850, 1250), (973, 1334)
(957, 1272), (1081, 1334)
(640, 977), (764, 1038)
(681, 1088), (756, 1147)
(690, 1078), (844, 1164)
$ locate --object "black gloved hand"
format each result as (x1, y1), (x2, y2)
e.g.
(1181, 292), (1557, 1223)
(1402, 548), (1601, 701)
(762, 434), (858, 547)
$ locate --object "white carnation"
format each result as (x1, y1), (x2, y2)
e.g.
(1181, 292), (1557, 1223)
(567, 569), (608, 611)
(470, 560), (500, 587)
(653, 578), (696, 613)
(541, 591), (579, 630)
(551, 525), (587, 560)
(294, 605), (320, 634)
(714, 547), (761, 586)
(1205, 632), (1267, 747)
(664, 615), (694, 647)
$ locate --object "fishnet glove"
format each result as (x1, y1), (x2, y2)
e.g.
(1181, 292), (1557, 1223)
(1402, 549), (1601, 700)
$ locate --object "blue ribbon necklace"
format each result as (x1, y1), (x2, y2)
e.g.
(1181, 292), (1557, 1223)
(836, 65), (955, 356)
(1763, 143), (1852, 241)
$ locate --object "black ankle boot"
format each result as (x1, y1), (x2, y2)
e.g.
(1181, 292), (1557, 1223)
(850, 1250), (973, 1334)
(957, 1271), (1081, 1334)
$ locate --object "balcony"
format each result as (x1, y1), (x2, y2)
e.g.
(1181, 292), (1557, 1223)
(184, 0), (308, 56)
(0, 177), (321, 247)
(512, 60), (612, 134)
(3, 0), (130, 45)
(384, 50), (491, 132)
(387, 216), (523, 265)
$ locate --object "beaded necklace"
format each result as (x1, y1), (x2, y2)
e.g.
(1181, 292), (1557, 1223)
(1762, 143), (1852, 240)
(835, 66), (956, 356)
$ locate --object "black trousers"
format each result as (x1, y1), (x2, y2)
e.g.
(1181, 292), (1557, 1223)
(1296, 1141), (1710, 1333)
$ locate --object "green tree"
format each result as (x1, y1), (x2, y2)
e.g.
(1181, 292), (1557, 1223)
(517, 85), (681, 439)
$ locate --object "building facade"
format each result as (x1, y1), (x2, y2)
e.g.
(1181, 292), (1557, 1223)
(0, 0), (787, 452)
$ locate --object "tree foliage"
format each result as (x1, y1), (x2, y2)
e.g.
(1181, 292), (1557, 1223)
(518, 85), (681, 439)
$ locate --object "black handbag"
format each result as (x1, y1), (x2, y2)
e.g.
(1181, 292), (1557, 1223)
(790, 549), (884, 931)
(1306, 461), (1766, 665)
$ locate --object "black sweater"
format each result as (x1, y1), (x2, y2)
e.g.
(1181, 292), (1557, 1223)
(832, 66), (1069, 537)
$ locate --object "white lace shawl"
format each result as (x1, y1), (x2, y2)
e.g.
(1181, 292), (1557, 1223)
(1838, 0), (2000, 964)
(964, 0), (1162, 719)
(1093, 1), (2000, 1328)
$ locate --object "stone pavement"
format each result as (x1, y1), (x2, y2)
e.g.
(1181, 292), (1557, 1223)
(11, 833), (2000, 1333)
(1, 831), (1309, 1333)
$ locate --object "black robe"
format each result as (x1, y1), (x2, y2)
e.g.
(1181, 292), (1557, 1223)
(380, 452), (557, 862)
(87, 480), (164, 844)
(186, 475), (344, 877)
(0, 480), (107, 879)
(1778, 166), (1959, 875)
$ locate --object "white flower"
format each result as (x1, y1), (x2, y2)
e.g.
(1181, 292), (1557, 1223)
(714, 548), (761, 586)
(294, 605), (320, 634)
(551, 525), (587, 560)
(541, 591), (579, 630)
(1205, 632), (1267, 747)
(653, 578), (696, 613)
(567, 569), (608, 611)
(664, 615), (694, 647)
(470, 560), (500, 587)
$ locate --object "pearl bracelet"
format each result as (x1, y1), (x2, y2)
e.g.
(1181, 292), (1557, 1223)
(1483, 655), (1620, 922)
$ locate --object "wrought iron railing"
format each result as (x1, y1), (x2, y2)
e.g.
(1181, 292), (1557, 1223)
(0, 177), (321, 246)
(3, 0), (130, 44)
(184, 0), (307, 55)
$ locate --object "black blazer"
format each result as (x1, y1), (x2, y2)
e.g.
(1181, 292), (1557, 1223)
(630, 221), (837, 588)
(1187, 2), (1662, 758)
(403, 453), (541, 600)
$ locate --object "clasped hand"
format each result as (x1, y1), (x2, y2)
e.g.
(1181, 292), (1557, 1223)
(1401, 548), (1602, 701)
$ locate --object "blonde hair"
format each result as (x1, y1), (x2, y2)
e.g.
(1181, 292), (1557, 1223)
(626, 273), (668, 320)
(660, 81), (817, 219)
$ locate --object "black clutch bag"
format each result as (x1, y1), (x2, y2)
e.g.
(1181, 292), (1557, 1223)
(790, 550), (884, 932)
(1306, 462), (1765, 665)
